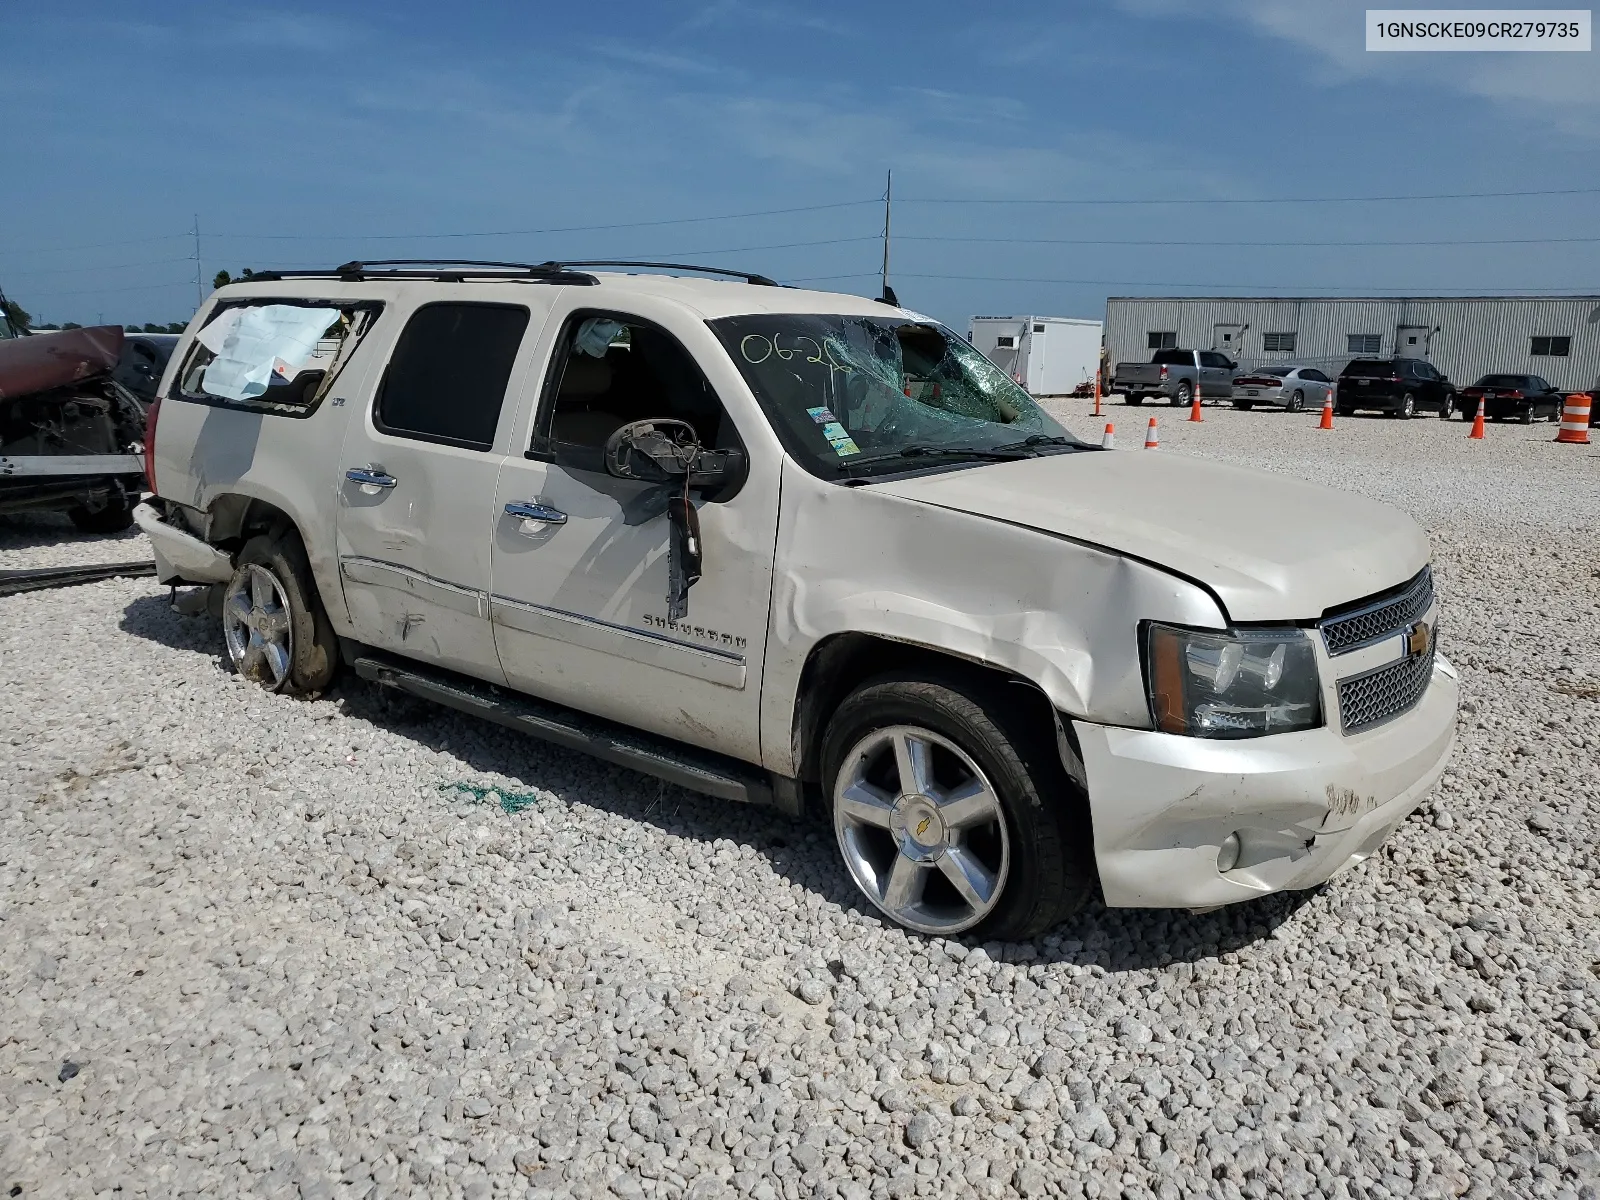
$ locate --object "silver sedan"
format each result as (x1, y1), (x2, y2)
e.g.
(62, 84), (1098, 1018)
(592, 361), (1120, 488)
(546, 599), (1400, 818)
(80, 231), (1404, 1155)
(1231, 366), (1335, 412)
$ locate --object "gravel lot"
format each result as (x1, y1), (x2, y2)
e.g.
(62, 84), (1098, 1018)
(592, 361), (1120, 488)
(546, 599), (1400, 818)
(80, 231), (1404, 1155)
(3, 405), (1598, 1200)
(0, 511), (150, 570)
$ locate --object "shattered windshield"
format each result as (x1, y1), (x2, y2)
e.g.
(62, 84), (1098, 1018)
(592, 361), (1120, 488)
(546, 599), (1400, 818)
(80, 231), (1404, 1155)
(710, 314), (1081, 478)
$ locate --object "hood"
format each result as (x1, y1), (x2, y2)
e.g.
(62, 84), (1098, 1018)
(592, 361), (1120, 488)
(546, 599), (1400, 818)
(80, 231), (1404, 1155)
(872, 450), (1429, 622)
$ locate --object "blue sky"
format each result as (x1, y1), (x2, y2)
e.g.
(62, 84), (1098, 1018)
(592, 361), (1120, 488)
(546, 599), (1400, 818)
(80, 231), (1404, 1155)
(2, 1), (1597, 328)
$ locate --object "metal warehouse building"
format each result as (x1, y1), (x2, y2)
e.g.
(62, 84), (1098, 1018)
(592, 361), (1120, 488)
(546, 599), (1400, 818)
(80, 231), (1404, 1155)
(1105, 296), (1600, 392)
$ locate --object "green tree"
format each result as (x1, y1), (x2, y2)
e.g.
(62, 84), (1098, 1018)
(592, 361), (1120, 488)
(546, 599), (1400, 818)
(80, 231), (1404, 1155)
(2, 299), (31, 332)
(213, 267), (256, 289)
(164, 322), (186, 333)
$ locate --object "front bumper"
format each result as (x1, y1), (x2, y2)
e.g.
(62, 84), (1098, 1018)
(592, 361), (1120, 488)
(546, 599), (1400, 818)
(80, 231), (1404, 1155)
(1073, 654), (1458, 908)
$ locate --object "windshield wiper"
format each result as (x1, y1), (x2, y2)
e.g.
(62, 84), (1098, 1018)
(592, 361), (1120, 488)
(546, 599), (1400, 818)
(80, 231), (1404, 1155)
(991, 434), (1083, 453)
(838, 443), (1035, 473)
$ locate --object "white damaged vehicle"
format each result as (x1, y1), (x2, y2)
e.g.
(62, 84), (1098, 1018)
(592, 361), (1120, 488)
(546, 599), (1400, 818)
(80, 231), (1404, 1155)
(137, 261), (1458, 939)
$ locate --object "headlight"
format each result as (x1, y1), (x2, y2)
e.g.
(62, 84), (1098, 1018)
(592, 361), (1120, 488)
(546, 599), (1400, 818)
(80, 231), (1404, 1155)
(1145, 623), (1322, 738)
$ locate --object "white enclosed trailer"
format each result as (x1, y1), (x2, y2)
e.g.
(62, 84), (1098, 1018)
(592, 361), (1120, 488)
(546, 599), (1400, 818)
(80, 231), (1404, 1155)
(968, 315), (1103, 396)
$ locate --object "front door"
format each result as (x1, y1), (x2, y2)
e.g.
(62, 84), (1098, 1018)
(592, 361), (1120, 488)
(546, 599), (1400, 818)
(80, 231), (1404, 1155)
(488, 303), (778, 763)
(336, 299), (544, 683)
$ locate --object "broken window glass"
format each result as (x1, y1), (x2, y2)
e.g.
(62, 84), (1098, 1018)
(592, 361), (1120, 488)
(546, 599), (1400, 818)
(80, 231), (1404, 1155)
(178, 301), (380, 409)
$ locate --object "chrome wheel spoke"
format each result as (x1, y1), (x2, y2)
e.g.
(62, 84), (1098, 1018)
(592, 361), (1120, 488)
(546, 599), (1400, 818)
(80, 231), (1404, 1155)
(891, 730), (934, 797)
(250, 567), (273, 610)
(937, 776), (998, 830)
(226, 591), (253, 628)
(881, 854), (927, 913)
(262, 640), (291, 685)
(939, 847), (998, 911)
(838, 780), (895, 829)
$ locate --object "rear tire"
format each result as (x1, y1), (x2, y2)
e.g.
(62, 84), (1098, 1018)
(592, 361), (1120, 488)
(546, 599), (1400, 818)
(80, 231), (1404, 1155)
(1173, 382), (1192, 408)
(222, 529), (339, 696)
(1440, 395), (1456, 420)
(1519, 407), (1534, 424)
(67, 495), (135, 533)
(822, 672), (1093, 941)
(1287, 390), (1305, 413)
(1393, 393), (1417, 419)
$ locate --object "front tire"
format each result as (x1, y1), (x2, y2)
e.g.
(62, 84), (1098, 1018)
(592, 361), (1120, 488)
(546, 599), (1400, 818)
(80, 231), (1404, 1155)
(822, 673), (1093, 940)
(222, 529), (339, 695)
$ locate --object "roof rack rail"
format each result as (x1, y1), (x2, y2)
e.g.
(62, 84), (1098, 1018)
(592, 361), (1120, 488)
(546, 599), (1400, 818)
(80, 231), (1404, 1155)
(537, 260), (780, 287)
(243, 260), (599, 285)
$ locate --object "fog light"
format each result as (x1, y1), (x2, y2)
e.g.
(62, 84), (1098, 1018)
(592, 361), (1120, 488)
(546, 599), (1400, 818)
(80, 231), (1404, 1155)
(1217, 832), (1242, 873)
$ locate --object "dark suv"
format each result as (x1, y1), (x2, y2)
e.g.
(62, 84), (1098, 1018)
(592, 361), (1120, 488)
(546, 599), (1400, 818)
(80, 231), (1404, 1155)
(1336, 358), (1457, 419)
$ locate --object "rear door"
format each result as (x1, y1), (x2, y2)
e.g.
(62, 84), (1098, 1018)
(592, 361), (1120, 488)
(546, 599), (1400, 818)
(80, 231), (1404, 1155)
(335, 298), (549, 683)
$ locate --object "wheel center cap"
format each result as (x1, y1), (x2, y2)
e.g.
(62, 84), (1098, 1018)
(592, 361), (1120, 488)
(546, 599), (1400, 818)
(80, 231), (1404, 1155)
(890, 795), (948, 862)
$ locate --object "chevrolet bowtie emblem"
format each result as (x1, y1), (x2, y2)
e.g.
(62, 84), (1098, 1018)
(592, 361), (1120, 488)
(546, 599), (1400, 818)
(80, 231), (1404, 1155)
(1406, 621), (1433, 658)
(915, 817), (931, 837)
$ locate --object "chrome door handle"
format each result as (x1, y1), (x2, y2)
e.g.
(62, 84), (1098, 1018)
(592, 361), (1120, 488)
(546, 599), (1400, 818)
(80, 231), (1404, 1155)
(505, 501), (567, 526)
(346, 466), (398, 489)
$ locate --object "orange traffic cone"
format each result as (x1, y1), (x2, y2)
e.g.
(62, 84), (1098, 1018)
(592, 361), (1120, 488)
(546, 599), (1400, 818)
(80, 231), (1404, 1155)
(1319, 390), (1335, 429)
(1101, 422), (1115, 449)
(1187, 384), (1203, 422)
(1469, 396), (1486, 440)
(1556, 393), (1592, 444)
(1144, 417), (1160, 449)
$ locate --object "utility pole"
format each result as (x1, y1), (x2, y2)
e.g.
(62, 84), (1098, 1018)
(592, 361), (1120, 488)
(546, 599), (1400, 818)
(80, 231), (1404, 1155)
(879, 169), (893, 302)
(193, 214), (202, 311)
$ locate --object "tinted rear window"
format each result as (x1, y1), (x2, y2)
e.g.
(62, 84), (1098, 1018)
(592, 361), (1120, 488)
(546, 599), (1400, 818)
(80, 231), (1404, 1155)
(1341, 360), (1393, 377)
(376, 302), (529, 450)
(1476, 374), (1529, 388)
(1152, 349), (1192, 365)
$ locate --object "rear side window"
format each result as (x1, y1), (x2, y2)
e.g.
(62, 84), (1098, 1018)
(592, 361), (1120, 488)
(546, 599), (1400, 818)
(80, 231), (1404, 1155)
(376, 303), (530, 450)
(1197, 351), (1231, 368)
(1152, 348), (1190, 365)
(1341, 359), (1391, 377)
(176, 299), (381, 414)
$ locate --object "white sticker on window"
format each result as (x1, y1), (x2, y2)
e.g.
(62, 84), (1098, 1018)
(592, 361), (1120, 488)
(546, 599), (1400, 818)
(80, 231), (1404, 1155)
(197, 304), (341, 401)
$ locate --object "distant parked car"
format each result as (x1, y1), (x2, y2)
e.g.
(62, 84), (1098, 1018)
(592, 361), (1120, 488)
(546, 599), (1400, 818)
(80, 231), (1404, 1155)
(1230, 366), (1334, 412)
(113, 333), (180, 409)
(1113, 349), (1237, 406)
(1454, 374), (1564, 424)
(1336, 358), (1456, 419)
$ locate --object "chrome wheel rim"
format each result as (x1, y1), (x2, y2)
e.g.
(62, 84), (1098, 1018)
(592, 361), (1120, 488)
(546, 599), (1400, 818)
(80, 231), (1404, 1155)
(833, 725), (1010, 935)
(223, 564), (294, 690)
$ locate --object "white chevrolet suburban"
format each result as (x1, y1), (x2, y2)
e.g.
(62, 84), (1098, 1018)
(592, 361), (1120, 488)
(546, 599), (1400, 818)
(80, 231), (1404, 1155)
(136, 260), (1458, 940)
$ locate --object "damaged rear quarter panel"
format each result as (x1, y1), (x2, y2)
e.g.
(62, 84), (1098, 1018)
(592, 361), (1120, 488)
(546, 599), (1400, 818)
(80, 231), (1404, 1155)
(759, 458), (1226, 775)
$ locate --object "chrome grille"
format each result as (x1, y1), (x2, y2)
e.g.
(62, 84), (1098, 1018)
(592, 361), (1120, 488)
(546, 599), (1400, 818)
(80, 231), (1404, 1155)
(1338, 643), (1435, 733)
(1322, 567), (1434, 655)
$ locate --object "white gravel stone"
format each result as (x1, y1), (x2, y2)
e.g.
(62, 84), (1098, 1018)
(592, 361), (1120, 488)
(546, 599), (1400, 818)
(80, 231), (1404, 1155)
(1, 402), (1597, 1198)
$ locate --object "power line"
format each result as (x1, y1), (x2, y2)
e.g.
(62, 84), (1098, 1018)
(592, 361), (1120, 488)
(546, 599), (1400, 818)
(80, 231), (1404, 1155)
(898, 185), (1600, 207)
(22, 278), (198, 299)
(903, 234), (1600, 249)
(890, 272), (1600, 293)
(0, 256), (198, 279)
(206, 200), (881, 242)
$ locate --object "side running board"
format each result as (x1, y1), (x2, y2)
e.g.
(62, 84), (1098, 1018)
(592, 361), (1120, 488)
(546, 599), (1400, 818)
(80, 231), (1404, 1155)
(352, 653), (783, 810)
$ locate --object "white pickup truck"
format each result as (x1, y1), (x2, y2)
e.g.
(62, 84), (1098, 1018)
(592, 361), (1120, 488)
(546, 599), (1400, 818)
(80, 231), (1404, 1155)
(136, 261), (1457, 939)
